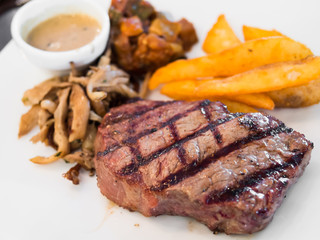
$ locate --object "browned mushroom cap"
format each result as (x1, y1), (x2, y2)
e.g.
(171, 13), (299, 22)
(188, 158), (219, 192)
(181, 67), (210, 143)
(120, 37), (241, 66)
(22, 77), (72, 106)
(69, 84), (90, 142)
(18, 105), (41, 138)
(30, 87), (71, 164)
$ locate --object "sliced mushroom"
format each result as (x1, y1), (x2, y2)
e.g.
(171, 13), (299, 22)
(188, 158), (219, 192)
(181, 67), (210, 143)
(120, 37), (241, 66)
(70, 62), (80, 77)
(139, 71), (152, 98)
(89, 110), (102, 122)
(68, 73), (89, 86)
(63, 150), (94, 170)
(82, 123), (97, 153)
(18, 105), (41, 138)
(69, 84), (90, 142)
(40, 99), (57, 114)
(30, 87), (71, 164)
(38, 108), (51, 128)
(54, 87), (71, 155)
(98, 49), (111, 67)
(90, 100), (106, 117)
(86, 69), (108, 101)
(22, 77), (71, 106)
(30, 119), (54, 144)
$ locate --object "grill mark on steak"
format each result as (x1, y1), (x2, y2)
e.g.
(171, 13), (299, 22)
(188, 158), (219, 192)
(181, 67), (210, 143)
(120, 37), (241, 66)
(106, 101), (174, 125)
(168, 123), (187, 165)
(199, 101), (225, 145)
(119, 114), (241, 175)
(205, 151), (306, 204)
(97, 101), (212, 158)
(150, 122), (292, 191)
(123, 101), (206, 145)
(96, 144), (121, 158)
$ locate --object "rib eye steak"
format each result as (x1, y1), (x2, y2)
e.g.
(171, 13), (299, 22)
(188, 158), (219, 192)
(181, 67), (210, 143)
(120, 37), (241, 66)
(94, 99), (313, 234)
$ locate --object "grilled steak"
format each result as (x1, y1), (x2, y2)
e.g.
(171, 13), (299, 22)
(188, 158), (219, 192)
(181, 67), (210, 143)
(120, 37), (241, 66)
(94, 99), (313, 234)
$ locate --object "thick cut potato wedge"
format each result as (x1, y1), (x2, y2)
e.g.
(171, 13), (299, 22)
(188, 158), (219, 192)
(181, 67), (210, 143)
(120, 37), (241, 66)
(195, 56), (320, 96)
(267, 78), (320, 107)
(218, 99), (258, 113)
(243, 25), (283, 41)
(202, 15), (241, 54)
(160, 79), (274, 109)
(149, 37), (312, 89)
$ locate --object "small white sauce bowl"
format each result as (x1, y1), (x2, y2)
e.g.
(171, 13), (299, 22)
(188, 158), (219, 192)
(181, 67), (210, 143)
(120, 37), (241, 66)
(11, 0), (110, 71)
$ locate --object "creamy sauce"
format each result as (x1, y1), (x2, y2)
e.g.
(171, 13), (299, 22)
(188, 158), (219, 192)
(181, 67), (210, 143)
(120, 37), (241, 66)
(26, 13), (101, 52)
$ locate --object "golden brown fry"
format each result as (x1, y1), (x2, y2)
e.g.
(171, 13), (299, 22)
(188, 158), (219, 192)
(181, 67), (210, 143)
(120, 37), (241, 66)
(231, 93), (274, 110)
(267, 78), (320, 107)
(149, 37), (313, 89)
(195, 56), (320, 96)
(18, 105), (41, 138)
(22, 77), (71, 106)
(218, 99), (258, 113)
(203, 14), (241, 54)
(69, 84), (90, 142)
(161, 79), (274, 109)
(243, 25), (283, 41)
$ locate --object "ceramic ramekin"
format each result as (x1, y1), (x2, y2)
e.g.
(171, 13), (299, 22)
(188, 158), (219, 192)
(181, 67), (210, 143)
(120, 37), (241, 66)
(11, 0), (110, 71)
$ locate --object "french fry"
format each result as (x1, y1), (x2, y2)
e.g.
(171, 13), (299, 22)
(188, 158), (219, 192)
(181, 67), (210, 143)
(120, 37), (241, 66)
(195, 56), (320, 96)
(149, 37), (313, 90)
(267, 78), (320, 107)
(243, 25), (283, 41)
(203, 14), (241, 54)
(229, 93), (274, 109)
(217, 99), (258, 113)
(160, 79), (274, 109)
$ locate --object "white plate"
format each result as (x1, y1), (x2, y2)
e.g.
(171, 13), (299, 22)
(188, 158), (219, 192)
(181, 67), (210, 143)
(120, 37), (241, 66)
(0, 0), (320, 239)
